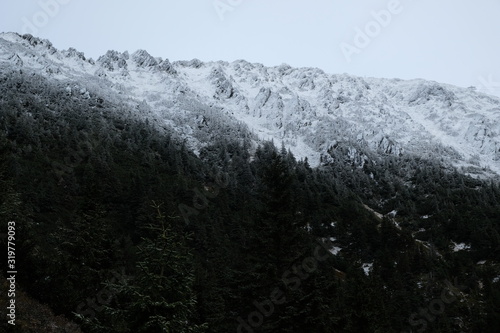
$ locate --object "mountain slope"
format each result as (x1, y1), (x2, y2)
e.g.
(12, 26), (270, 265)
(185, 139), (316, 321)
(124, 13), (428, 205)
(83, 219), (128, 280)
(1, 32), (499, 177)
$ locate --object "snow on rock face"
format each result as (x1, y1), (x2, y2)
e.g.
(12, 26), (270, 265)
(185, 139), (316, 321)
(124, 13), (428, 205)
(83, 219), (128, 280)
(20, 34), (57, 55)
(408, 83), (456, 106)
(132, 49), (158, 68)
(1, 33), (499, 176)
(252, 87), (285, 121)
(175, 58), (204, 69)
(209, 67), (236, 100)
(8, 53), (23, 67)
(373, 135), (404, 156)
(0, 33), (57, 61)
(253, 87), (272, 110)
(61, 47), (86, 61)
(97, 50), (129, 72)
(158, 59), (176, 75)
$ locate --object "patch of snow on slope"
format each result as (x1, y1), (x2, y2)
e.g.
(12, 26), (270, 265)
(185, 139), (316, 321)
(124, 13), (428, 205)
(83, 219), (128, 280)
(451, 241), (471, 252)
(362, 263), (373, 276)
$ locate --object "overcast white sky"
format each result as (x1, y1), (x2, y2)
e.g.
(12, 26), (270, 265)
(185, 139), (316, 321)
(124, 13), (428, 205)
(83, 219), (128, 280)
(1, 0), (499, 96)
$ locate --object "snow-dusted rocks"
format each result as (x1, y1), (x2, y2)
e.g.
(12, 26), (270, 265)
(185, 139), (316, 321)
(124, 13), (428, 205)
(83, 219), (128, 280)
(0, 32), (499, 176)
(252, 87), (285, 119)
(209, 67), (236, 100)
(97, 50), (129, 72)
(132, 49), (158, 68)
(61, 47), (86, 61)
(158, 58), (176, 75)
(8, 53), (23, 67)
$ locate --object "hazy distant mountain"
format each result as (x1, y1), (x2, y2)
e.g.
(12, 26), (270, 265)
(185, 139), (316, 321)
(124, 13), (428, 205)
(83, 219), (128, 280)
(1, 32), (499, 177)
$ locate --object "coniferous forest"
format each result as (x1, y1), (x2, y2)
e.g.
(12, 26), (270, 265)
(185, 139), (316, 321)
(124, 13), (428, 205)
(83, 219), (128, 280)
(1, 66), (500, 332)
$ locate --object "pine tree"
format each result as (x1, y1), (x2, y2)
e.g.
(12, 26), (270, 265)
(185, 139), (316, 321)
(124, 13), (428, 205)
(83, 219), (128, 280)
(83, 202), (207, 333)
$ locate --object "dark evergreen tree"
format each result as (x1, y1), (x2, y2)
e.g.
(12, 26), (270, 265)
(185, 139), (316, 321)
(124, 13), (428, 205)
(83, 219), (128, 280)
(83, 202), (206, 333)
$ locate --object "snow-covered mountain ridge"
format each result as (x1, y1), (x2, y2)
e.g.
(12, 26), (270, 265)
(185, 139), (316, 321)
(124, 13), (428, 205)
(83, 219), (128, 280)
(1, 32), (499, 176)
